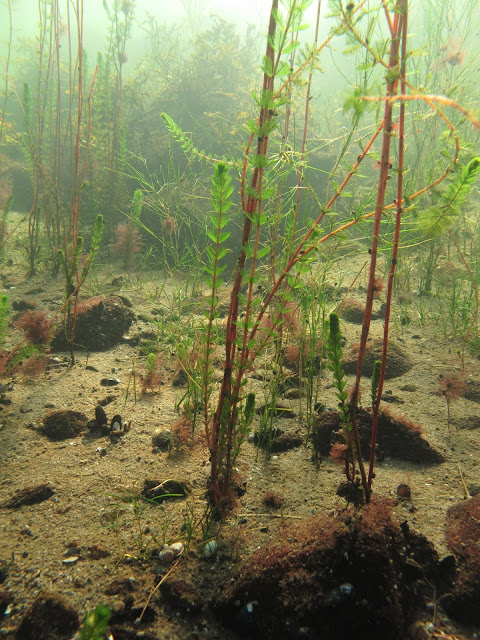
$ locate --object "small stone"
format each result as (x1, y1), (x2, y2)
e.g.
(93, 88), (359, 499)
(158, 548), (175, 564)
(62, 557), (78, 565)
(396, 483), (411, 499)
(100, 378), (120, 387)
(152, 429), (173, 449)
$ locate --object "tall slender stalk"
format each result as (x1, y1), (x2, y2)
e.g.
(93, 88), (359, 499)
(348, 0), (407, 502)
(368, 1), (408, 492)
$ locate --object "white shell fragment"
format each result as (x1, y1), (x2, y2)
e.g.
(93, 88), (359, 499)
(203, 540), (218, 559)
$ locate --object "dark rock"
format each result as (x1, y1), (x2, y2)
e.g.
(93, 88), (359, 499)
(152, 429), (173, 450)
(381, 394), (404, 404)
(42, 409), (88, 440)
(171, 368), (188, 387)
(100, 377), (120, 387)
(312, 407), (444, 464)
(95, 405), (108, 428)
(463, 379), (480, 403)
(2, 484), (54, 509)
(51, 296), (134, 352)
(15, 592), (79, 640)
(12, 300), (36, 312)
(343, 339), (413, 379)
(105, 578), (135, 596)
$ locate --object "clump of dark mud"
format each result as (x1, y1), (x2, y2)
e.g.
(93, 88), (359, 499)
(41, 409), (87, 440)
(441, 494), (480, 625)
(312, 407), (444, 463)
(15, 592), (79, 640)
(343, 339), (413, 379)
(51, 295), (133, 352)
(213, 500), (440, 640)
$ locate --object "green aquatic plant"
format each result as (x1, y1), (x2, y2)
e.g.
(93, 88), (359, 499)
(327, 312), (364, 504)
(202, 161), (233, 441)
(60, 214), (104, 363)
(157, 0), (480, 511)
(417, 157), (480, 240)
(79, 604), (111, 640)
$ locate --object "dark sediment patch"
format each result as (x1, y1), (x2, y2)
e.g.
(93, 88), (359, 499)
(441, 494), (480, 625)
(2, 484), (54, 509)
(343, 339), (413, 379)
(41, 409), (88, 440)
(312, 407), (444, 463)
(213, 501), (440, 640)
(15, 592), (79, 640)
(51, 295), (134, 352)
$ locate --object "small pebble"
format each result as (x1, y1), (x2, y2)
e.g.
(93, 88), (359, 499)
(100, 378), (120, 387)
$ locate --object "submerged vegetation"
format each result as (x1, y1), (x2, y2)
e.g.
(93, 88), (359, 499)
(1, 0), (480, 636)
(0, 0), (479, 499)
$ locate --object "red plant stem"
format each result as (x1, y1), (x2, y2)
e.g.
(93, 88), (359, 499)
(368, 3), (408, 491)
(209, 1), (278, 505)
(349, 0), (405, 502)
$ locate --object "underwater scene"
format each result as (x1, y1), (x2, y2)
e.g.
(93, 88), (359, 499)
(1, 0), (480, 638)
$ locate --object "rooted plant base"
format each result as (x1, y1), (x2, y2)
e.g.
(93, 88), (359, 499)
(214, 501), (440, 640)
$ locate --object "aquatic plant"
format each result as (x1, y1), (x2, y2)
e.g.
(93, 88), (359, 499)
(161, 0), (480, 509)
(59, 213), (104, 363)
(436, 372), (466, 430)
(14, 310), (52, 347)
(79, 604), (111, 640)
(112, 188), (143, 269)
(0, 194), (13, 261)
(327, 312), (365, 504)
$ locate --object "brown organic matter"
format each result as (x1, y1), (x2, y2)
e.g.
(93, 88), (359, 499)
(343, 338), (413, 379)
(441, 494), (480, 624)
(15, 592), (79, 640)
(312, 407), (444, 464)
(51, 296), (134, 352)
(2, 483), (54, 509)
(42, 409), (88, 440)
(214, 500), (440, 640)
